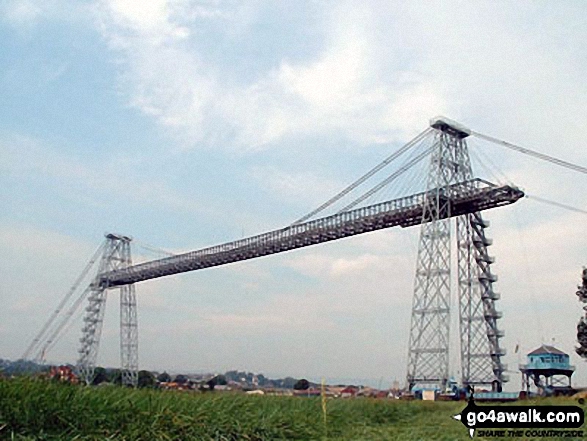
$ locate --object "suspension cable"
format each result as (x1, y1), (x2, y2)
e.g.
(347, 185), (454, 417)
(35, 285), (92, 363)
(22, 241), (105, 360)
(471, 131), (587, 175)
(133, 239), (176, 257)
(469, 141), (513, 186)
(44, 311), (82, 359)
(292, 127), (434, 224)
(338, 143), (434, 213)
(525, 194), (587, 215)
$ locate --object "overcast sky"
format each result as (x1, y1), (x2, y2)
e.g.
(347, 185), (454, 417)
(1, 0), (586, 389)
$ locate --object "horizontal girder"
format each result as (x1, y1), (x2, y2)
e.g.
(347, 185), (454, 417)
(100, 179), (523, 287)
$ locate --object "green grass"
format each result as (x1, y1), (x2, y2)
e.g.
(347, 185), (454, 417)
(0, 377), (584, 440)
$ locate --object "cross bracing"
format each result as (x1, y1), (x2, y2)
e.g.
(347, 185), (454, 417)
(77, 234), (138, 387)
(407, 117), (513, 392)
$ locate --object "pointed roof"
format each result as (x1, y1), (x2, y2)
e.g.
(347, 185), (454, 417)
(528, 345), (567, 356)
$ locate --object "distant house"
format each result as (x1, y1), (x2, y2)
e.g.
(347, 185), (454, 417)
(49, 365), (78, 384)
(293, 388), (321, 397)
(159, 381), (193, 391)
(264, 388), (293, 396)
(340, 386), (359, 398)
(246, 389), (265, 395)
(227, 380), (243, 390)
(357, 387), (382, 398)
(324, 386), (345, 397)
(375, 390), (389, 399)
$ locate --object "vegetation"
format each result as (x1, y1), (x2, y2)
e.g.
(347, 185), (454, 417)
(157, 372), (171, 383)
(293, 378), (310, 391)
(0, 377), (585, 440)
(0, 359), (48, 376)
(223, 370), (300, 389)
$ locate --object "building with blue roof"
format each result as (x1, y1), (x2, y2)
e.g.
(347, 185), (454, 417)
(519, 345), (575, 396)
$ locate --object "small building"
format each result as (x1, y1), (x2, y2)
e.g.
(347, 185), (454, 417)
(245, 389), (265, 395)
(410, 384), (440, 400)
(293, 388), (321, 397)
(340, 386), (359, 398)
(519, 345), (575, 396)
(324, 386), (345, 397)
(49, 365), (78, 384)
(421, 389), (437, 401)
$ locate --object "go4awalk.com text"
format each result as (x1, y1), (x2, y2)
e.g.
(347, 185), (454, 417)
(452, 397), (584, 438)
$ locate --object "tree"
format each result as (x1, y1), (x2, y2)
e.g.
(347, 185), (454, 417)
(213, 374), (227, 386)
(108, 369), (122, 385)
(174, 374), (188, 384)
(138, 370), (156, 388)
(225, 370), (239, 382)
(293, 379), (310, 391)
(157, 371), (171, 383)
(281, 377), (297, 389)
(92, 367), (108, 385)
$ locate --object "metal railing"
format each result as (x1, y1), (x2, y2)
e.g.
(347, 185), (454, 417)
(100, 179), (524, 286)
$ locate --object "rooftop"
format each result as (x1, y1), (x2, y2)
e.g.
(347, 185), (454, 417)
(528, 345), (567, 356)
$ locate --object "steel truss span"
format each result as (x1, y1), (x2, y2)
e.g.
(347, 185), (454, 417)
(99, 180), (523, 288)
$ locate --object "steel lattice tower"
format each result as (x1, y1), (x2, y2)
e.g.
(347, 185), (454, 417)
(407, 118), (506, 391)
(77, 234), (138, 387)
(120, 276), (138, 387)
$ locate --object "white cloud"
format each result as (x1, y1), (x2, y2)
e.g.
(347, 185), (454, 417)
(95, 0), (450, 150)
(106, 0), (169, 32)
(1, 0), (42, 29)
(93, 0), (587, 161)
(2, 0), (94, 32)
(284, 252), (394, 282)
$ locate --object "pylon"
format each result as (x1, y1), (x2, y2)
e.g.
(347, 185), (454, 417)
(407, 117), (506, 392)
(77, 234), (138, 386)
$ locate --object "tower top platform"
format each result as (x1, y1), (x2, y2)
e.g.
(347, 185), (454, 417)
(430, 116), (471, 139)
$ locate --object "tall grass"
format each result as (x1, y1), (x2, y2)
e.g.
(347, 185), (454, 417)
(0, 377), (583, 440)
